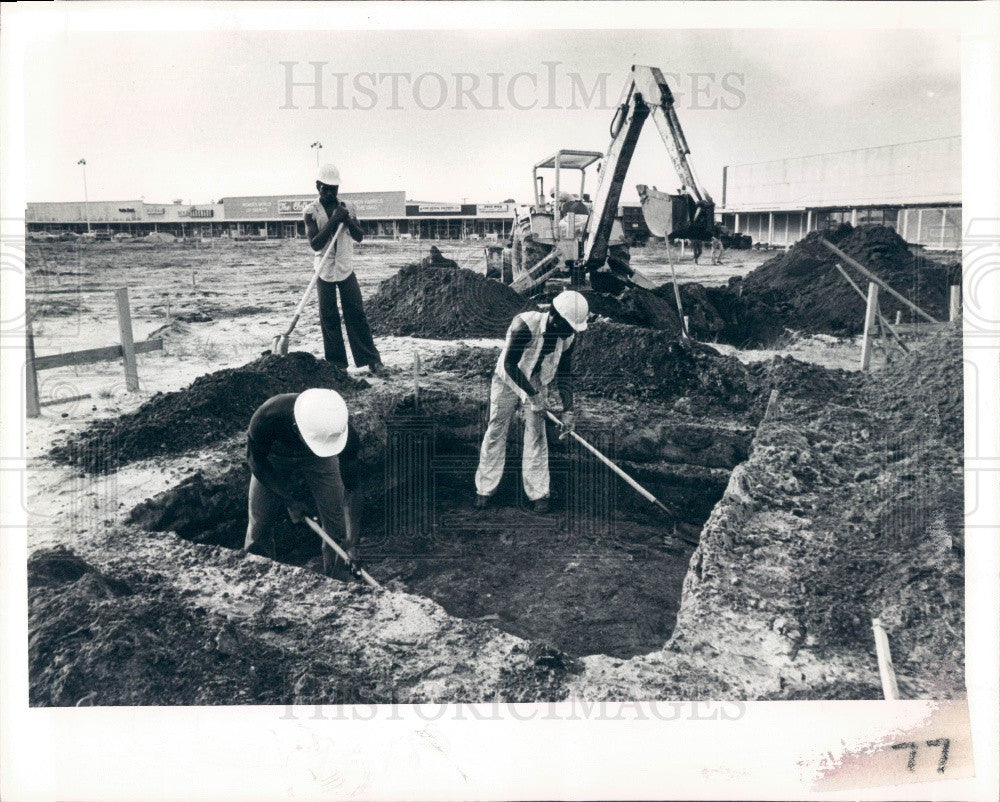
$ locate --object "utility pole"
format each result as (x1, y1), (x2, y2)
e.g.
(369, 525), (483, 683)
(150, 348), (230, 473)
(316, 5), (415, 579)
(311, 141), (323, 166)
(77, 158), (91, 233)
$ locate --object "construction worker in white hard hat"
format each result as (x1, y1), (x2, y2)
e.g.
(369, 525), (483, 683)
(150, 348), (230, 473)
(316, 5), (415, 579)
(243, 388), (363, 577)
(474, 290), (589, 513)
(304, 164), (386, 376)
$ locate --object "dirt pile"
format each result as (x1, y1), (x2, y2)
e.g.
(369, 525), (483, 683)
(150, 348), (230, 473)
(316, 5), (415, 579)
(861, 322), (963, 445)
(367, 262), (529, 339)
(730, 225), (953, 344)
(50, 352), (362, 473)
(423, 343), (500, 378)
(27, 546), (398, 705)
(746, 355), (859, 404)
(668, 324), (965, 699)
(573, 321), (755, 411)
(422, 324), (858, 416)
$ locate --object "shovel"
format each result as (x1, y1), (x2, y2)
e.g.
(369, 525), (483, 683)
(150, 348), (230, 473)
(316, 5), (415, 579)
(545, 410), (696, 543)
(303, 515), (380, 589)
(270, 223), (344, 355)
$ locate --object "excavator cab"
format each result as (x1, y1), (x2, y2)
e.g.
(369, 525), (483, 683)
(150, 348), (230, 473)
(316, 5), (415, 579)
(507, 149), (630, 293)
(493, 65), (717, 296)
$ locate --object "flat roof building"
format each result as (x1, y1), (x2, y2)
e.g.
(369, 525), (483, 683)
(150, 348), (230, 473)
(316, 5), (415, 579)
(719, 136), (961, 250)
(26, 191), (517, 240)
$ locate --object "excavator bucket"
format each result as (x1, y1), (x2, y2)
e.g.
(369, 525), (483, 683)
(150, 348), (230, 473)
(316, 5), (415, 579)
(636, 184), (676, 239)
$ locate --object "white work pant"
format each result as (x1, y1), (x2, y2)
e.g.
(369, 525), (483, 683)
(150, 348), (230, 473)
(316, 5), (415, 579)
(475, 373), (550, 501)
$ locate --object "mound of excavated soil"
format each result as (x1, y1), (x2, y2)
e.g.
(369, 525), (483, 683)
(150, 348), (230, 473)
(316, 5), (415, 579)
(671, 323), (965, 699)
(423, 343), (501, 378)
(746, 355), (859, 404)
(574, 321), (755, 411)
(731, 225), (953, 344)
(423, 323), (858, 417)
(50, 352), (362, 473)
(367, 262), (530, 339)
(585, 275), (730, 340)
(26, 546), (389, 706)
(862, 322), (964, 446)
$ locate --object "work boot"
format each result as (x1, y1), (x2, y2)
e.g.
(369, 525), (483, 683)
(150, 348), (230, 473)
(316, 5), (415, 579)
(369, 362), (388, 378)
(474, 493), (489, 510)
(533, 497), (550, 514)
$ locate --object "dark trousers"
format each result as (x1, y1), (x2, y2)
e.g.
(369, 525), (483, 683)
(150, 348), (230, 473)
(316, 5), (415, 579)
(244, 452), (359, 576)
(317, 272), (381, 369)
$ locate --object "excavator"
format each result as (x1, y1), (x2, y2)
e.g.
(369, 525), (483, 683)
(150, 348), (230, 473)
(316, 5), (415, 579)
(487, 65), (716, 296)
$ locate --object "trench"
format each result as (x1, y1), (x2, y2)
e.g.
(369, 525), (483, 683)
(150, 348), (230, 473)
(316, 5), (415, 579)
(129, 391), (751, 659)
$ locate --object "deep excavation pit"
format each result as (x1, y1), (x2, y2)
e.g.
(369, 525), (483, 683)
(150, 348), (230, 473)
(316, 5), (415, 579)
(129, 389), (751, 659)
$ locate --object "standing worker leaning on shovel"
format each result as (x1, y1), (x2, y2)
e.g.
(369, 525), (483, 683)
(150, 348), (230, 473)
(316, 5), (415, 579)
(304, 164), (387, 377)
(474, 290), (589, 513)
(243, 388), (362, 578)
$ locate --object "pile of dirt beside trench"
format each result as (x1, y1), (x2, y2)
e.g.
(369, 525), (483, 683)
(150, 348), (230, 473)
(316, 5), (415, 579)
(367, 262), (530, 339)
(27, 547), (330, 706)
(573, 321), (755, 411)
(50, 352), (362, 473)
(731, 224), (953, 344)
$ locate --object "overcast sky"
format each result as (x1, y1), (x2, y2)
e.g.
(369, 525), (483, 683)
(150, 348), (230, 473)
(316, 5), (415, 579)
(24, 28), (959, 206)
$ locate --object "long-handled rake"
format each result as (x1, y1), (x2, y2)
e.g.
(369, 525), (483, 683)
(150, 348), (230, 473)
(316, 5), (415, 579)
(270, 223), (344, 355)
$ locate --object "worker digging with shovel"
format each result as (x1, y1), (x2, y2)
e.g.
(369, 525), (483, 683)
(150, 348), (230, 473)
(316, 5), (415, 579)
(474, 290), (589, 513)
(304, 164), (386, 376)
(243, 388), (363, 579)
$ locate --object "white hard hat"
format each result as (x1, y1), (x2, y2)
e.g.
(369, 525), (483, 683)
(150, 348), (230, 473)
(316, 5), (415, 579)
(293, 388), (349, 457)
(317, 163), (341, 186)
(552, 290), (589, 332)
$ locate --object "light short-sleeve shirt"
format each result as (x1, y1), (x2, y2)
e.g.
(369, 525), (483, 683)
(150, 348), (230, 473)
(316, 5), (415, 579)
(305, 199), (356, 282)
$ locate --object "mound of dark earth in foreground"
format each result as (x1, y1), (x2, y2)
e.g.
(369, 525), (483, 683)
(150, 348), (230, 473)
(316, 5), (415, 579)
(49, 352), (362, 473)
(367, 261), (529, 338)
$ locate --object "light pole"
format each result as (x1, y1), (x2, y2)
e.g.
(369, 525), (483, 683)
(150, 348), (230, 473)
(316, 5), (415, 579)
(77, 158), (91, 233)
(311, 141), (323, 166)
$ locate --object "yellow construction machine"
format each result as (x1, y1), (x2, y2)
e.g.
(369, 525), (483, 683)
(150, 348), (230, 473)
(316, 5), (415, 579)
(487, 65), (716, 296)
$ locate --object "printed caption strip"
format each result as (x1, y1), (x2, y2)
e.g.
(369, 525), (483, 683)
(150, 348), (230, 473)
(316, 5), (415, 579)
(811, 700), (974, 791)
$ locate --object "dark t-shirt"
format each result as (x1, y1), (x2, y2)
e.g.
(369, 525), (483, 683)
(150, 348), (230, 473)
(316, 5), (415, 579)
(247, 393), (361, 497)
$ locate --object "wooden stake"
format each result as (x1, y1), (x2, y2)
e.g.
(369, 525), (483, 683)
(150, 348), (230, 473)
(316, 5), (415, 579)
(860, 282), (879, 372)
(166, 296), (171, 323)
(412, 351), (421, 407)
(115, 287), (140, 391)
(665, 242), (689, 339)
(763, 389), (780, 422)
(872, 618), (900, 700)
(949, 285), (961, 322)
(836, 264), (908, 354)
(25, 308), (40, 418)
(895, 310), (902, 326)
(819, 238), (940, 324)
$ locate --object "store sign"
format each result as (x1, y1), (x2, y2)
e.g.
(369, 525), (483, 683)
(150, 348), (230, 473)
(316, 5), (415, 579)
(145, 206), (166, 215)
(279, 199), (310, 215)
(224, 191), (405, 220)
(189, 208), (214, 218)
(477, 203), (510, 214)
(418, 204), (462, 213)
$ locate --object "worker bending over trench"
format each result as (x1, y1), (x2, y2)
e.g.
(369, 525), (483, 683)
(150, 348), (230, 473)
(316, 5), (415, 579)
(474, 290), (589, 513)
(243, 388), (362, 577)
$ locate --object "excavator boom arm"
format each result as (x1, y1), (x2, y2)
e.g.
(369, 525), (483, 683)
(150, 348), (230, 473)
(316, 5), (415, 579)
(583, 65), (714, 268)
